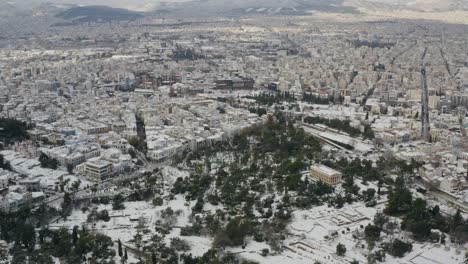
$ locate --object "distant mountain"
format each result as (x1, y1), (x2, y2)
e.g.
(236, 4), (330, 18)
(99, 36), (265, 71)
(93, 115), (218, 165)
(1, 0), (467, 20)
(0, 2), (23, 17)
(152, 0), (356, 16)
(345, 0), (468, 12)
(55, 5), (143, 23)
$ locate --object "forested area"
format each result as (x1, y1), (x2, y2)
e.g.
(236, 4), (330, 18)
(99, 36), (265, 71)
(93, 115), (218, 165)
(244, 92), (295, 106)
(0, 113), (465, 263)
(0, 118), (32, 146)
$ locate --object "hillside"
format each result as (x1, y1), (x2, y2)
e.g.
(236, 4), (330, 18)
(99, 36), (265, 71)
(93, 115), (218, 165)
(55, 5), (143, 23)
(345, 0), (468, 12)
(150, 0), (356, 16)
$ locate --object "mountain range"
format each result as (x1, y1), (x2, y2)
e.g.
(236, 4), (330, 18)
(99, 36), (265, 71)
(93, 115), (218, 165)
(56, 5), (143, 23)
(0, 0), (467, 19)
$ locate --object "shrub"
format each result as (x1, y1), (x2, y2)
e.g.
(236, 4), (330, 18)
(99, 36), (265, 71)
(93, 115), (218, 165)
(170, 238), (190, 252)
(385, 239), (412, 257)
(152, 197), (163, 206)
(336, 243), (346, 256)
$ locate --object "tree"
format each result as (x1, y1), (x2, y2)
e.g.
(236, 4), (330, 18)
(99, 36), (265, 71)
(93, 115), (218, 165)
(54, 227), (73, 257)
(453, 224), (468, 243)
(29, 249), (54, 263)
(384, 177), (412, 215)
(67, 164), (74, 174)
(373, 212), (389, 229)
(386, 239), (412, 257)
(128, 137), (147, 154)
(0, 243), (8, 263)
(214, 218), (251, 247)
(89, 233), (116, 261)
(0, 154), (12, 171)
(170, 238), (190, 252)
(124, 248), (128, 261)
(62, 192), (72, 216)
(152, 251), (157, 264)
(39, 153), (58, 170)
(112, 194), (125, 210)
(118, 239), (123, 257)
(98, 210), (111, 222)
(365, 224), (381, 242)
(450, 209), (464, 232)
(20, 224), (36, 250)
(71, 180), (81, 191)
(401, 198), (431, 240)
(368, 250), (386, 263)
(0, 118), (31, 145)
(72, 226), (79, 245)
(362, 188), (376, 202)
(336, 243), (346, 256)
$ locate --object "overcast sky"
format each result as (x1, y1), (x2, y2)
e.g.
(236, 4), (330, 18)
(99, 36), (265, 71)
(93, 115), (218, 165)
(2, 0), (466, 12)
(1, 0), (193, 11)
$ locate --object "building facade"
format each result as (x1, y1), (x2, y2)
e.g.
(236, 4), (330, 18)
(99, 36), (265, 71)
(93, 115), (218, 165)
(310, 164), (342, 186)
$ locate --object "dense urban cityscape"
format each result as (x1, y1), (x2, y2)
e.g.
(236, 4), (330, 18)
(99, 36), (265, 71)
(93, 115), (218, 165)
(0, 0), (468, 263)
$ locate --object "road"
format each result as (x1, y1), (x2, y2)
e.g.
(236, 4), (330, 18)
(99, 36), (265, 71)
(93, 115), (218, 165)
(299, 121), (374, 154)
(416, 179), (468, 213)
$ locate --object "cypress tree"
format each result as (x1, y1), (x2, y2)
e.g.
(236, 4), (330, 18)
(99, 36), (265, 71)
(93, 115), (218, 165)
(72, 226), (78, 245)
(118, 239), (123, 257)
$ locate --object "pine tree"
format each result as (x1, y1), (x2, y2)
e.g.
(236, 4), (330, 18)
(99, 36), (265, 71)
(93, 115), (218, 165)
(451, 209), (463, 231)
(124, 248), (128, 260)
(336, 243), (346, 256)
(118, 239), (123, 257)
(72, 226), (78, 245)
(152, 251), (157, 264)
(39, 229), (44, 244)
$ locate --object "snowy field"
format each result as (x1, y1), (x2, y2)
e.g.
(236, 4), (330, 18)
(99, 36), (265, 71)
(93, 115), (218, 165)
(54, 195), (213, 260)
(45, 166), (466, 264)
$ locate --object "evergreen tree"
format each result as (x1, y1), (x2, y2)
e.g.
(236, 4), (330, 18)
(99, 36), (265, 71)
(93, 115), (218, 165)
(386, 239), (412, 257)
(39, 153), (58, 170)
(336, 243), (346, 256)
(451, 209), (463, 231)
(384, 177), (412, 215)
(20, 224), (36, 250)
(118, 239), (123, 257)
(0, 154), (12, 171)
(113, 194), (125, 210)
(72, 226), (79, 245)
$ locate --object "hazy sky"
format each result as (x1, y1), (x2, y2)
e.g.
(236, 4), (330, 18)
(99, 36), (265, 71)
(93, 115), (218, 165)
(2, 0), (466, 12)
(2, 0), (193, 11)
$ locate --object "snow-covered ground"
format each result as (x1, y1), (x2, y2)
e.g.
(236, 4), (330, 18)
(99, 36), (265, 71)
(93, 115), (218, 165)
(49, 165), (466, 264)
(55, 194), (213, 260)
(235, 201), (465, 264)
(1, 150), (93, 190)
